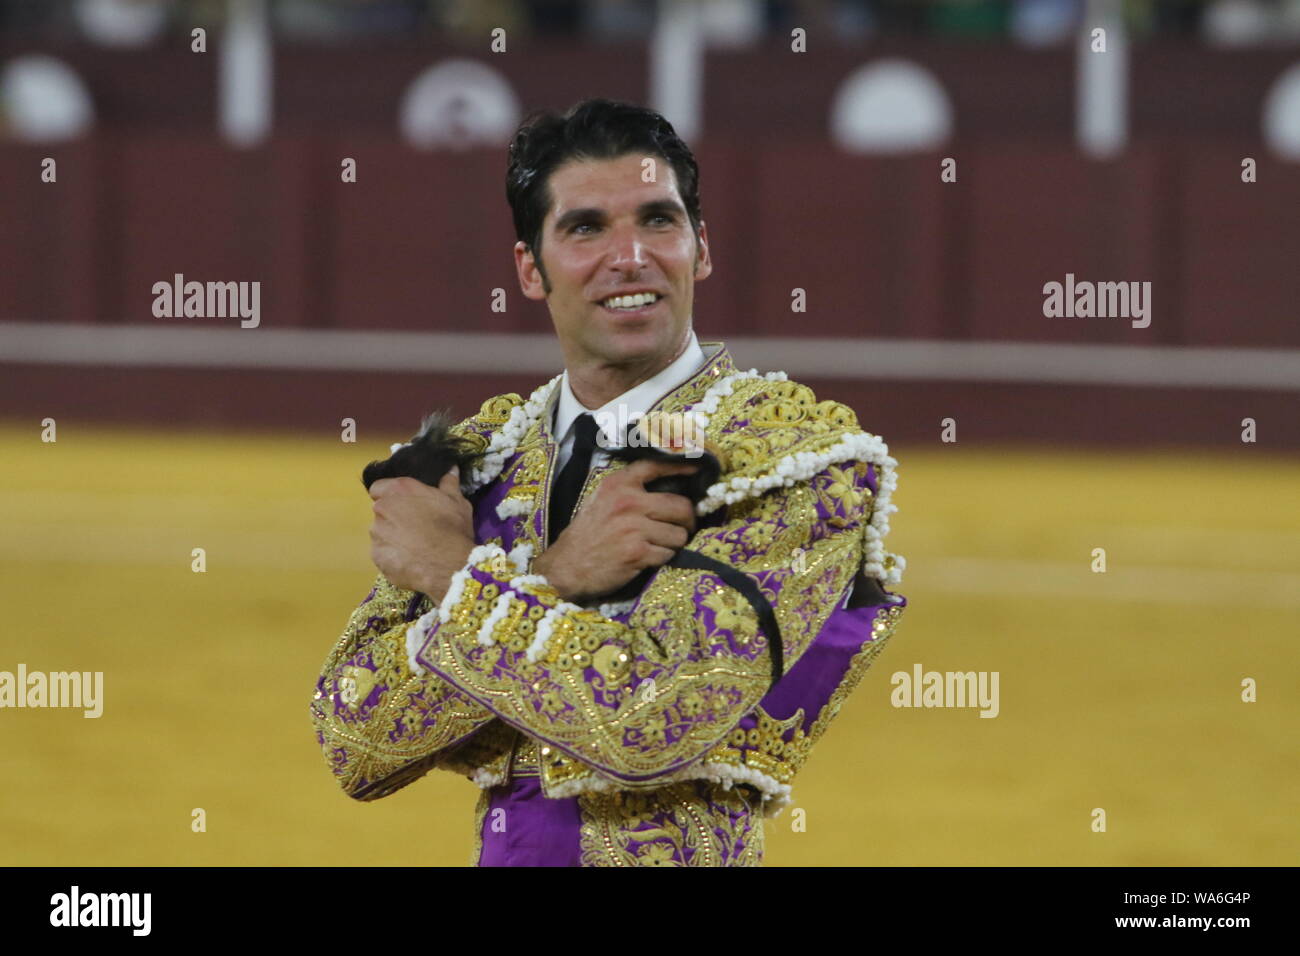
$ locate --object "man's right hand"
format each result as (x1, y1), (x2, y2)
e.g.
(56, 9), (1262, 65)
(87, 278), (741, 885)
(533, 458), (700, 604)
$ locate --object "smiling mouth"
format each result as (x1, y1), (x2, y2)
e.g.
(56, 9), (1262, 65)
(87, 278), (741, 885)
(599, 292), (663, 314)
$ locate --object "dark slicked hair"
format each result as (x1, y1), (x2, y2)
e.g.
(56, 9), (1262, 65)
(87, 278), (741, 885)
(505, 98), (703, 292)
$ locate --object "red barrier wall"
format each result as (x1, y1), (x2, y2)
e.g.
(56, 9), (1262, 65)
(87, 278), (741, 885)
(3, 135), (1296, 347)
(2, 41), (1296, 444)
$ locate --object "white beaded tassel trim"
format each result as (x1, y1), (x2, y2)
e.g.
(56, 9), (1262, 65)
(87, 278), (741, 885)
(694, 429), (883, 512)
(470, 767), (507, 789)
(467, 374), (562, 492)
(670, 761), (794, 817)
(864, 449), (906, 588)
(595, 598), (637, 618)
(688, 368), (788, 432)
(404, 625), (428, 677)
(506, 541), (534, 574)
(687, 377), (907, 586)
(508, 574), (549, 591)
(542, 760), (792, 817)
(404, 542), (508, 674)
(495, 496), (535, 519)
(475, 592), (515, 647)
(545, 773), (621, 799)
(525, 601), (583, 662)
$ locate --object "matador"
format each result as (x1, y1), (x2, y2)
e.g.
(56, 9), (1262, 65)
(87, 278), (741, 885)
(310, 99), (906, 866)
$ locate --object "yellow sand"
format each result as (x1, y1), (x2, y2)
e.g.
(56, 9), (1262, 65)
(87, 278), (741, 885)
(1, 422), (1295, 866)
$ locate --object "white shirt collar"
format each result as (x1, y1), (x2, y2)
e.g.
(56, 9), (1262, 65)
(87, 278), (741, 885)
(552, 328), (708, 451)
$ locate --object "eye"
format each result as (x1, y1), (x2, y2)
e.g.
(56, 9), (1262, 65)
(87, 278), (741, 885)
(648, 214), (673, 226)
(572, 222), (598, 235)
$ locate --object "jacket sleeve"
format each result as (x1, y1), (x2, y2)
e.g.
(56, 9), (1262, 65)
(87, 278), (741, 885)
(310, 571), (501, 800)
(411, 457), (899, 786)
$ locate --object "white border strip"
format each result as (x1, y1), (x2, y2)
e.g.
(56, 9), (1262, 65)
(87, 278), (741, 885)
(2, 323), (1298, 391)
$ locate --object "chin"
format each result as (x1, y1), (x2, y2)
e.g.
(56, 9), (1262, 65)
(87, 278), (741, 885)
(594, 325), (668, 357)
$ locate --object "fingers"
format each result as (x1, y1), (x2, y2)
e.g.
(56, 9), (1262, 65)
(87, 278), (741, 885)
(370, 472), (461, 503)
(623, 457), (701, 483)
(369, 476), (419, 501)
(641, 517), (691, 552)
(643, 490), (696, 530)
(438, 466), (463, 497)
(638, 542), (678, 569)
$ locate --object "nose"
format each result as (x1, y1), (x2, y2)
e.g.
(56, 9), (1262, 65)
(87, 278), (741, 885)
(606, 223), (648, 272)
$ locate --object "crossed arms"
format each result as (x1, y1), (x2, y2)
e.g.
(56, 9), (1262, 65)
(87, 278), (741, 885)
(311, 457), (878, 799)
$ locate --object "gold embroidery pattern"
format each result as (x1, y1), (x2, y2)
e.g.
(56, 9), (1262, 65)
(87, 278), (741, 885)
(510, 733), (542, 776)
(421, 439), (877, 789)
(498, 442), (552, 517)
(577, 780), (764, 866)
(711, 379), (867, 477)
(471, 787), (491, 866)
(311, 572), (498, 800)
(505, 437), (554, 559)
(433, 718), (517, 780)
(647, 341), (736, 412)
(451, 393), (525, 448)
(377, 345), (904, 866)
(689, 603), (906, 791)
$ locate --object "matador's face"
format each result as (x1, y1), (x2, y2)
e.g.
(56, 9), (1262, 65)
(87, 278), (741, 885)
(514, 152), (711, 374)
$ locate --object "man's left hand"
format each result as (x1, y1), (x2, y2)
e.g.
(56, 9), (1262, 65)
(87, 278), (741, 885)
(368, 469), (474, 601)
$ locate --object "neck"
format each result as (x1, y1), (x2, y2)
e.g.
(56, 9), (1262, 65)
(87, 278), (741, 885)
(567, 329), (691, 409)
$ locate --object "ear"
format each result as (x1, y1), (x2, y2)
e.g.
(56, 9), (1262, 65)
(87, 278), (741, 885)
(693, 220), (712, 282)
(514, 241), (548, 301)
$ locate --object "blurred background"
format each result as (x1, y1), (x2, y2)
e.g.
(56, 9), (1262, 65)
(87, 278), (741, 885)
(1, 0), (1297, 867)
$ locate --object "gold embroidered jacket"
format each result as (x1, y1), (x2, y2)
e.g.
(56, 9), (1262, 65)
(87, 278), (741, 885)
(311, 340), (906, 866)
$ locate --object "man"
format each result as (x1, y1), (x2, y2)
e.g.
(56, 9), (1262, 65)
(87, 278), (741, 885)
(311, 98), (906, 866)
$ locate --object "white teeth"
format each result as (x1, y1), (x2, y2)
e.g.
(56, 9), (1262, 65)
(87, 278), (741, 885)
(602, 292), (659, 310)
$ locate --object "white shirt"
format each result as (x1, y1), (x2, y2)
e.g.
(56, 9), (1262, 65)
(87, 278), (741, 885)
(551, 328), (709, 471)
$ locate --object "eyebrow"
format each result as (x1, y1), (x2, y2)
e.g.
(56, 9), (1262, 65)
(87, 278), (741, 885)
(553, 199), (686, 234)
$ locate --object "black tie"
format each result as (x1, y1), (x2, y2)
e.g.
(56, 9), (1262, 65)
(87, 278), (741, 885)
(548, 413), (601, 545)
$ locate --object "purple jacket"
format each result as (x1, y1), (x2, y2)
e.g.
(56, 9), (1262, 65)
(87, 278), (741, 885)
(311, 341), (906, 866)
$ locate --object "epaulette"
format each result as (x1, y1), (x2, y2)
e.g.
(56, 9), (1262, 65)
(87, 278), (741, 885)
(691, 374), (905, 587)
(449, 393), (526, 457)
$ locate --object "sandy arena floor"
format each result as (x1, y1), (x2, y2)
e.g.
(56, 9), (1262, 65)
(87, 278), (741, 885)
(1, 423), (1295, 865)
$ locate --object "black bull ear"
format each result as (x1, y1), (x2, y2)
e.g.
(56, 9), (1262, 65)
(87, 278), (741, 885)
(602, 444), (722, 503)
(361, 411), (481, 491)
